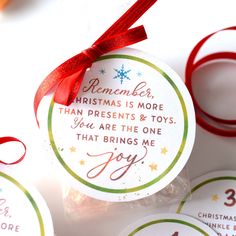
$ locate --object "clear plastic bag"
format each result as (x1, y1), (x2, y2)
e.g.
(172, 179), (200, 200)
(63, 168), (190, 221)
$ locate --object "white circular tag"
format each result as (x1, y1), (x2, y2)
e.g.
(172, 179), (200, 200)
(119, 213), (217, 235)
(45, 48), (195, 202)
(0, 171), (54, 236)
(176, 171), (236, 236)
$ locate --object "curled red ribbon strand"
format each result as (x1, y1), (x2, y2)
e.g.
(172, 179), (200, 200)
(185, 26), (236, 137)
(34, 0), (157, 126)
(0, 137), (26, 165)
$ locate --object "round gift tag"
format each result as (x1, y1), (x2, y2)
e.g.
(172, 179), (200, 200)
(119, 213), (217, 236)
(44, 48), (195, 202)
(176, 171), (236, 235)
(0, 171), (54, 235)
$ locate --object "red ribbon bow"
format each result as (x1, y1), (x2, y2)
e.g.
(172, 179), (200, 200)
(0, 137), (26, 165)
(34, 0), (157, 125)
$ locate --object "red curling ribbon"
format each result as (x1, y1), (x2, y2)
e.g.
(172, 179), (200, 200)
(0, 137), (26, 165)
(185, 26), (236, 137)
(34, 0), (157, 126)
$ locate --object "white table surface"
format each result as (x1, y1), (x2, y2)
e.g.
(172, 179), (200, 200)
(0, 0), (236, 235)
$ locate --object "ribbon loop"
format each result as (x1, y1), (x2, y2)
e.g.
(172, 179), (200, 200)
(0, 137), (26, 165)
(185, 26), (236, 137)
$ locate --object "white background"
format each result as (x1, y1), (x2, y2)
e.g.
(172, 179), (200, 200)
(0, 0), (236, 235)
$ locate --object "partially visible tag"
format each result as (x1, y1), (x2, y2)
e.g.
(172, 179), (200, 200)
(176, 171), (236, 236)
(0, 171), (54, 235)
(119, 213), (218, 235)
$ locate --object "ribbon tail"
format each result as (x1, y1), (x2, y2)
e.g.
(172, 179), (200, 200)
(95, 0), (157, 42)
(34, 75), (62, 127)
(96, 26), (147, 53)
(54, 69), (86, 106)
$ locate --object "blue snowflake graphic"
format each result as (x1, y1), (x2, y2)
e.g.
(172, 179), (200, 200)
(113, 64), (131, 84)
(99, 68), (106, 75)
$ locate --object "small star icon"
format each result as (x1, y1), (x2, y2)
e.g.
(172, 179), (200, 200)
(79, 160), (85, 165)
(149, 163), (157, 171)
(212, 194), (219, 202)
(137, 72), (142, 77)
(161, 147), (168, 155)
(70, 146), (76, 152)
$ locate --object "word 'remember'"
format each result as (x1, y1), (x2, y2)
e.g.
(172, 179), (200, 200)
(82, 78), (154, 99)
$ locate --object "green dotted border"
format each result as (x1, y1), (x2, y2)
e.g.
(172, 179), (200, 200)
(0, 172), (45, 235)
(48, 54), (189, 193)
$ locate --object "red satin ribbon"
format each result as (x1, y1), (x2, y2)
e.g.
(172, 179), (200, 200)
(185, 26), (236, 137)
(34, 0), (157, 125)
(0, 137), (26, 165)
